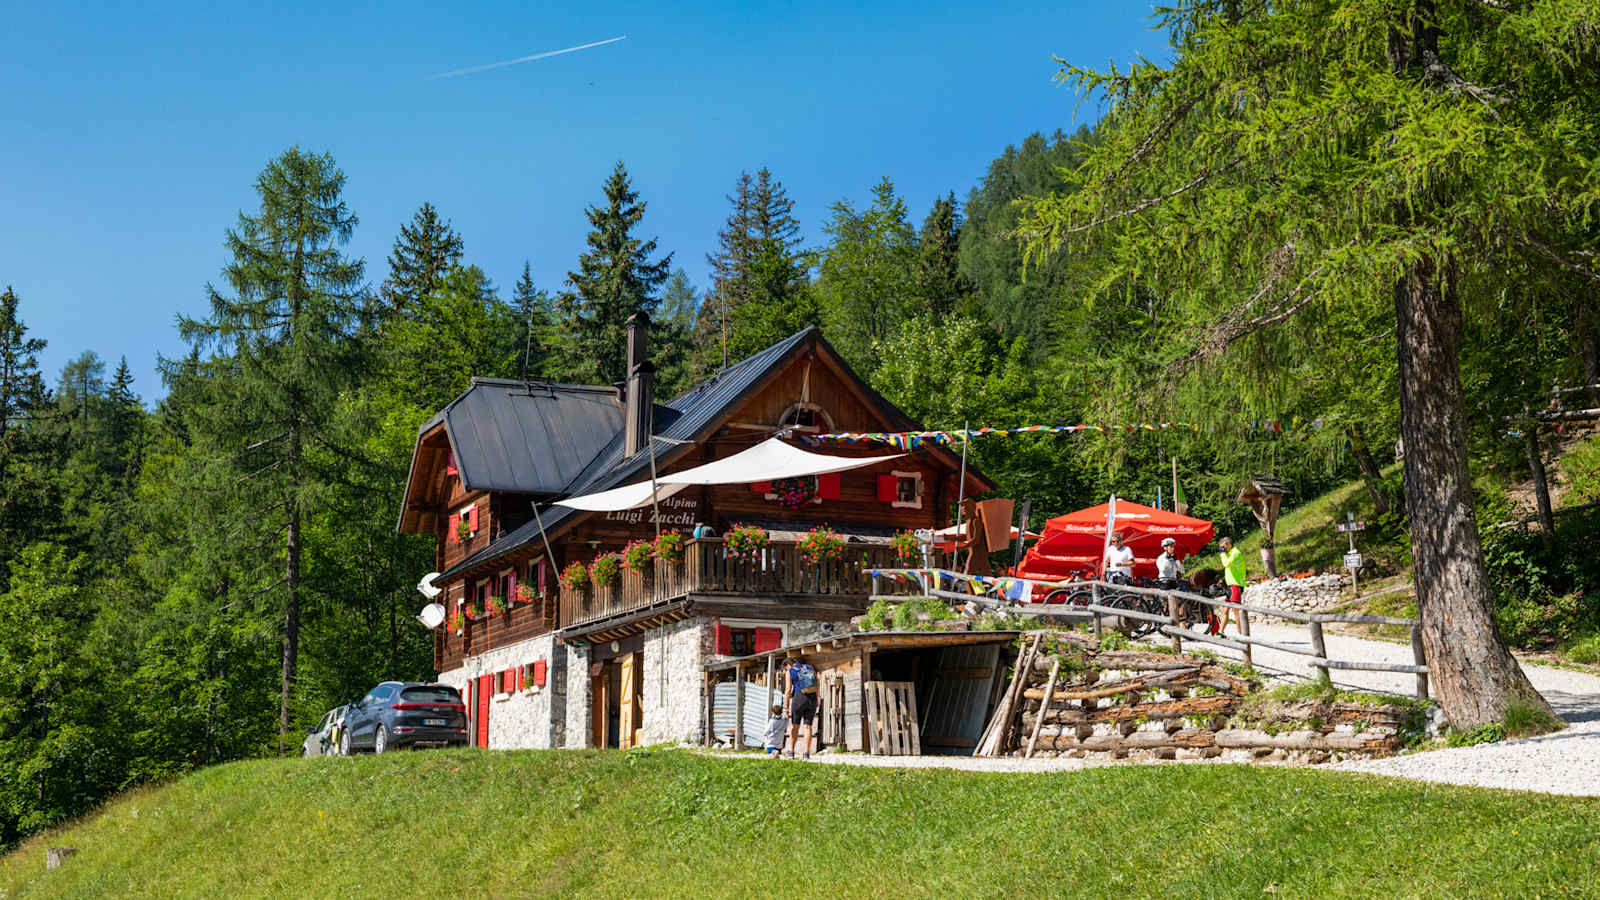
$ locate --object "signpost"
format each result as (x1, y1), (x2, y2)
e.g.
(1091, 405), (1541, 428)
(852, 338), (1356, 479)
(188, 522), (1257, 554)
(1336, 512), (1366, 596)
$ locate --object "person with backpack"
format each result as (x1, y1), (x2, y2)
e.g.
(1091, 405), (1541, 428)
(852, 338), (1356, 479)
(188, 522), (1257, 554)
(782, 650), (819, 759)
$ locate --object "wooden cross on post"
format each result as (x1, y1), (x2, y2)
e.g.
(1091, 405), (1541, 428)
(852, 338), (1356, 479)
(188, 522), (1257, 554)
(1236, 474), (1288, 577)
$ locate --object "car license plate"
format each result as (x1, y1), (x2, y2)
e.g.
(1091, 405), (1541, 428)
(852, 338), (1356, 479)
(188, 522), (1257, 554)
(424, 717), (446, 727)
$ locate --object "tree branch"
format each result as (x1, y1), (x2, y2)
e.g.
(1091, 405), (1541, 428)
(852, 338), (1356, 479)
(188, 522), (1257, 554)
(1063, 157), (1247, 236)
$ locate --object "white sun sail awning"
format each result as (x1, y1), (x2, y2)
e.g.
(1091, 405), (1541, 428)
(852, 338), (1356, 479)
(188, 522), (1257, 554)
(552, 480), (691, 511)
(657, 436), (903, 485)
(552, 437), (904, 511)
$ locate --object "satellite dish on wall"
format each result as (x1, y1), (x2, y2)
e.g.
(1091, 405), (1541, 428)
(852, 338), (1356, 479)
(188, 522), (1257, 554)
(417, 603), (446, 629)
(417, 572), (443, 599)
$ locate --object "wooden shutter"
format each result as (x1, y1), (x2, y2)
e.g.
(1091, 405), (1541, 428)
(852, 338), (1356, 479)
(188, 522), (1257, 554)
(468, 505), (480, 532)
(750, 481), (772, 494)
(714, 623), (732, 655)
(618, 655), (636, 750)
(448, 517), (458, 544)
(516, 666), (526, 691)
(753, 627), (782, 653)
(817, 472), (841, 500)
(508, 568), (518, 601)
(877, 474), (898, 502)
(533, 659), (547, 686)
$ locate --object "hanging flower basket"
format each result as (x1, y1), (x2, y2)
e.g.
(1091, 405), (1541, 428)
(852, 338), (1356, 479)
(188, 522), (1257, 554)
(591, 554), (621, 587)
(770, 476), (816, 509)
(486, 595), (507, 617)
(455, 518), (473, 543)
(559, 561), (590, 592)
(622, 539), (656, 574)
(891, 531), (920, 566)
(724, 524), (770, 564)
(514, 583), (537, 606)
(799, 525), (846, 567)
(654, 531), (685, 565)
(448, 611), (466, 635)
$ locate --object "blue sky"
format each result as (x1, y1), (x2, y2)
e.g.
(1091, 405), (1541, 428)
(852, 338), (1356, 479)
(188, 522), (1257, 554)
(1, 1), (1170, 401)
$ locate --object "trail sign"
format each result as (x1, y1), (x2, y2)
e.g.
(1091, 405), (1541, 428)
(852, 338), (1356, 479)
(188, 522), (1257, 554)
(1344, 551), (1364, 571)
(1335, 521), (1367, 533)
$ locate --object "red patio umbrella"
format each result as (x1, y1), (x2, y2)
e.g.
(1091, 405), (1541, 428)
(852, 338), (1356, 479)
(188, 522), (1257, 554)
(1015, 500), (1215, 581)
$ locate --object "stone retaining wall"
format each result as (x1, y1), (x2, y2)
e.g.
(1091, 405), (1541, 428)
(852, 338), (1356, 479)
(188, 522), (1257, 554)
(1242, 574), (1349, 613)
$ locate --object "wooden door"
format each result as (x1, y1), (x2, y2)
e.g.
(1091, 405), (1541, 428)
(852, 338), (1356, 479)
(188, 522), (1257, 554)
(475, 674), (493, 748)
(618, 655), (637, 749)
(631, 651), (645, 748)
(591, 670), (609, 749)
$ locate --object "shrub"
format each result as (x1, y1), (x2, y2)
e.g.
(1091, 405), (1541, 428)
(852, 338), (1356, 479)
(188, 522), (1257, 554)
(1563, 632), (1600, 665)
(1447, 722), (1505, 747)
(861, 597), (893, 631)
(591, 554), (621, 587)
(798, 525), (846, 566)
(1564, 435), (1600, 505)
(1098, 631), (1130, 651)
(622, 539), (655, 574)
(891, 596), (954, 630)
(559, 561), (590, 591)
(724, 523), (770, 564)
(1502, 698), (1565, 738)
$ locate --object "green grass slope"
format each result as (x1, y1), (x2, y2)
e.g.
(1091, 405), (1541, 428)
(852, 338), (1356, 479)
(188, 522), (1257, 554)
(4, 748), (1599, 899)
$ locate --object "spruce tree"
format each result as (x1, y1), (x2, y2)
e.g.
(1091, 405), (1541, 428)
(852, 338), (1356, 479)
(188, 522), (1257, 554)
(562, 162), (673, 384)
(512, 262), (553, 381)
(697, 168), (809, 374)
(178, 147), (366, 747)
(915, 193), (974, 319)
(383, 202), (464, 313)
(0, 286), (50, 585)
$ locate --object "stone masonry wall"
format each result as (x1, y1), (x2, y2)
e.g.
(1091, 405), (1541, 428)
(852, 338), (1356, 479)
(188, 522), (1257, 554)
(639, 618), (706, 745)
(562, 642), (591, 749)
(1242, 574), (1349, 613)
(436, 633), (564, 749)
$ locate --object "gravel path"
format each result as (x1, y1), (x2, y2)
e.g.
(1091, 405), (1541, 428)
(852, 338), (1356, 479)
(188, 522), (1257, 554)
(744, 623), (1600, 797)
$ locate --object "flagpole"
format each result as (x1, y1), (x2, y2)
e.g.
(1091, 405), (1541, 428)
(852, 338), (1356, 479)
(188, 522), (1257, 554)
(953, 420), (970, 568)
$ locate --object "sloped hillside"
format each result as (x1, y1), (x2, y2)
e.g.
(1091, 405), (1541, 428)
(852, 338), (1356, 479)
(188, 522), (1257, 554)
(4, 749), (1600, 898)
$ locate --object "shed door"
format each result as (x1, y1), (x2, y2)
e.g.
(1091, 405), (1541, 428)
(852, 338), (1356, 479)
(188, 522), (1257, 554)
(476, 673), (493, 748)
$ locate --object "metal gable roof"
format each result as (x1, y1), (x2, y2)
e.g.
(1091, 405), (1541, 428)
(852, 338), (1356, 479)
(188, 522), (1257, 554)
(435, 379), (626, 496)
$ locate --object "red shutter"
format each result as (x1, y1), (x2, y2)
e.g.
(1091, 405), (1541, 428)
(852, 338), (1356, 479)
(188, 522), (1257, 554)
(533, 659), (547, 686)
(517, 666), (526, 691)
(468, 505), (480, 532)
(508, 569), (518, 602)
(753, 627), (782, 653)
(817, 472), (841, 500)
(715, 623), (732, 655)
(448, 517), (457, 544)
(877, 474), (898, 502)
(750, 481), (771, 494)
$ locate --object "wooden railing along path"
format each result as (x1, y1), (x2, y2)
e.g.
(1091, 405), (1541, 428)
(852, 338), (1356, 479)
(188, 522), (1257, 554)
(560, 538), (908, 629)
(875, 568), (1430, 700)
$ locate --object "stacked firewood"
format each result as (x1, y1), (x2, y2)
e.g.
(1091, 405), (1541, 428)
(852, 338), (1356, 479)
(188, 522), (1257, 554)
(976, 631), (1414, 762)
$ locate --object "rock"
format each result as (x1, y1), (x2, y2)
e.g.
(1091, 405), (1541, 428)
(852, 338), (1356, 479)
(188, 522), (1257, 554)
(47, 848), (78, 869)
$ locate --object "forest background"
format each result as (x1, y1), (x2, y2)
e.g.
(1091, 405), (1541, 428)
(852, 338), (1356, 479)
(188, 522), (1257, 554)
(2, 0), (1598, 849)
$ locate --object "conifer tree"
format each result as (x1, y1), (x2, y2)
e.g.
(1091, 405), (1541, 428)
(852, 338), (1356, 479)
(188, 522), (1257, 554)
(816, 177), (917, 369)
(915, 193), (974, 319)
(512, 262), (553, 381)
(0, 286), (49, 584)
(698, 169), (808, 373)
(561, 162), (672, 384)
(178, 147), (366, 746)
(383, 202), (464, 313)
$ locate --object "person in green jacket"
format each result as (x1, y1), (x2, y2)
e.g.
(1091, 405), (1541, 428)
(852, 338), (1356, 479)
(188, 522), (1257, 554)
(1218, 537), (1246, 635)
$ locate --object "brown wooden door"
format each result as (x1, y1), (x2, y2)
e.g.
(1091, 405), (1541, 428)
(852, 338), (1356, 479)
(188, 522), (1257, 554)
(631, 651), (645, 748)
(591, 670), (608, 749)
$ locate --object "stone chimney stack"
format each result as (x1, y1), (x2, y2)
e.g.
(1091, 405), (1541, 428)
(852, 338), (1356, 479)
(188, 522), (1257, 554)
(624, 311), (655, 457)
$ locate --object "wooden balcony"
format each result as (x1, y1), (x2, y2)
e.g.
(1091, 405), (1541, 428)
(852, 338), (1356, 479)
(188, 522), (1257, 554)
(558, 538), (906, 633)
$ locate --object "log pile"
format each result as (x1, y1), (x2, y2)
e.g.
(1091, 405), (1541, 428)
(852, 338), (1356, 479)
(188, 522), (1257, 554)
(975, 631), (1414, 763)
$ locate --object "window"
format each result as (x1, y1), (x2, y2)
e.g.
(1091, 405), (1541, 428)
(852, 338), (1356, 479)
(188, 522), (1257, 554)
(891, 470), (923, 509)
(776, 402), (835, 434)
(728, 628), (755, 656)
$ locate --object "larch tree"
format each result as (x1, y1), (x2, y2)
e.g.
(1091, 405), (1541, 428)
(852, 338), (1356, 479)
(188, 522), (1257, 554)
(816, 176), (918, 370)
(698, 168), (808, 374)
(561, 162), (672, 385)
(1021, 0), (1600, 727)
(383, 202), (464, 313)
(178, 148), (367, 747)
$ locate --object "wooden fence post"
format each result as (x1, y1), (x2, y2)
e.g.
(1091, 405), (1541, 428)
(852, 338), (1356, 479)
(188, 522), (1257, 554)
(703, 675), (715, 747)
(1411, 625), (1429, 701)
(1239, 609), (1253, 669)
(734, 662), (746, 749)
(1166, 594), (1182, 653)
(1308, 619), (1329, 683)
(1091, 583), (1103, 641)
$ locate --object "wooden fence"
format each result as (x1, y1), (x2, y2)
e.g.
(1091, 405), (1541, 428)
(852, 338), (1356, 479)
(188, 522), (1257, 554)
(874, 569), (1430, 700)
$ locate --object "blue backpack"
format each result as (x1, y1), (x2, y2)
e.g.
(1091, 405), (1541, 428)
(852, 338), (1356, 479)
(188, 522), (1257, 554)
(789, 662), (818, 695)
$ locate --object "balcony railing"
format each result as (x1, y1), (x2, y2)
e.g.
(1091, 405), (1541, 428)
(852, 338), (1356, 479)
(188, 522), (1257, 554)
(559, 537), (907, 630)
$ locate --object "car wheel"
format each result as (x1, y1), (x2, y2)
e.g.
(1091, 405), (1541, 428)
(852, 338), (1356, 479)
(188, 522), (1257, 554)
(374, 725), (388, 754)
(339, 729), (352, 756)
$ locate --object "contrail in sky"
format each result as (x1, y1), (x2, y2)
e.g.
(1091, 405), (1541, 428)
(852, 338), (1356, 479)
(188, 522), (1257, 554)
(430, 35), (627, 79)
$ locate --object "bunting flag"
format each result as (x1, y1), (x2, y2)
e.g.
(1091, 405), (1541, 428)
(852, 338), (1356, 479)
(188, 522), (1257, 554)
(804, 418), (1325, 447)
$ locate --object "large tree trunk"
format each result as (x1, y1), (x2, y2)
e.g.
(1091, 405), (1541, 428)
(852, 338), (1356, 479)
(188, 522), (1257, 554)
(1576, 300), (1600, 411)
(1394, 257), (1553, 727)
(1344, 425), (1390, 515)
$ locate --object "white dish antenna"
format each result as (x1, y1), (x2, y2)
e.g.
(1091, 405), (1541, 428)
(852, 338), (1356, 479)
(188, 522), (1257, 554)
(416, 603), (446, 629)
(417, 572), (443, 599)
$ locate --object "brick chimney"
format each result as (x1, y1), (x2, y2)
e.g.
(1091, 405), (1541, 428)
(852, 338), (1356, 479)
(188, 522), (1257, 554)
(624, 311), (654, 457)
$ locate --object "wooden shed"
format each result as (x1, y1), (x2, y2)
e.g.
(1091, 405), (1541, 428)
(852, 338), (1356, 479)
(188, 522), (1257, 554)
(703, 630), (1021, 756)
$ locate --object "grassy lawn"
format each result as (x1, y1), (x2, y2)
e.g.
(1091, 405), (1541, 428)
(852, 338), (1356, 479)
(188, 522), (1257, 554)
(4, 748), (1599, 899)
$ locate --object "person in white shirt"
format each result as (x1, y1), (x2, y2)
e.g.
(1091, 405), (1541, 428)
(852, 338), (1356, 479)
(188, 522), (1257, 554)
(1104, 532), (1136, 582)
(1155, 537), (1185, 587)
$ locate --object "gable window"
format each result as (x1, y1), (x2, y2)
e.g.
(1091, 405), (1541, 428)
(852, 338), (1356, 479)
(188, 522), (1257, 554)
(776, 402), (836, 434)
(891, 470), (922, 509)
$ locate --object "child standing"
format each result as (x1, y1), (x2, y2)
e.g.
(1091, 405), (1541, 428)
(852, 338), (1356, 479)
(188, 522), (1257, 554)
(764, 703), (787, 756)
